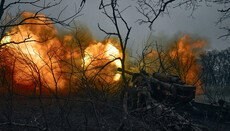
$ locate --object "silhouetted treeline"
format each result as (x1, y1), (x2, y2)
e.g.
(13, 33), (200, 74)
(201, 47), (230, 88)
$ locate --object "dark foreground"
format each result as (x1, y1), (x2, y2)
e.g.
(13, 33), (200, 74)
(0, 93), (229, 131)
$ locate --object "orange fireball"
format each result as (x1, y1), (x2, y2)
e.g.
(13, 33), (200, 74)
(0, 12), (122, 94)
(168, 35), (208, 94)
(83, 40), (122, 82)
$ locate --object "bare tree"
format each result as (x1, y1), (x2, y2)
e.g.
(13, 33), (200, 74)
(0, 0), (84, 48)
(167, 41), (197, 83)
(200, 48), (230, 102)
(135, 0), (230, 40)
(215, 0), (230, 39)
(132, 36), (165, 73)
(98, 0), (132, 116)
(0, 0), (86, 130)
(135, 0), (213, 29)
(136, 0), (176, 29)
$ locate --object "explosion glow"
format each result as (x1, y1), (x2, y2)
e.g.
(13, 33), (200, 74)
(168, 35), (208, 94)
(0, 12), (67, 91)
(0, 12), (207, 95)
(83, 41), (122, 82)
(143, 35), (207, 94)
(0, 12), (122, 94)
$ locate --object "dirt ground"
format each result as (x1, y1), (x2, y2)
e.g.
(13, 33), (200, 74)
(0, 93), (230, 131)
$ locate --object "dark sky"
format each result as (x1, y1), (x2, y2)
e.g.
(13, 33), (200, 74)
(6, 0), (230, 51)
(70, 0), (229, 51)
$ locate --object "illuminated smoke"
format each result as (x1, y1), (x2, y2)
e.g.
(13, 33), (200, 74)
(0, 12), (122, 94)
(168, 35), (208, 94)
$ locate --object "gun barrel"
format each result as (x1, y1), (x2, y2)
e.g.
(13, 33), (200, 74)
(117, 68), (134, 75)
(117, 68), (196, 102)
(153, 72), (184, 84)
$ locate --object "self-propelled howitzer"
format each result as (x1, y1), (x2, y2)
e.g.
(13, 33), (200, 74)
(117, 68), (196, 103)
